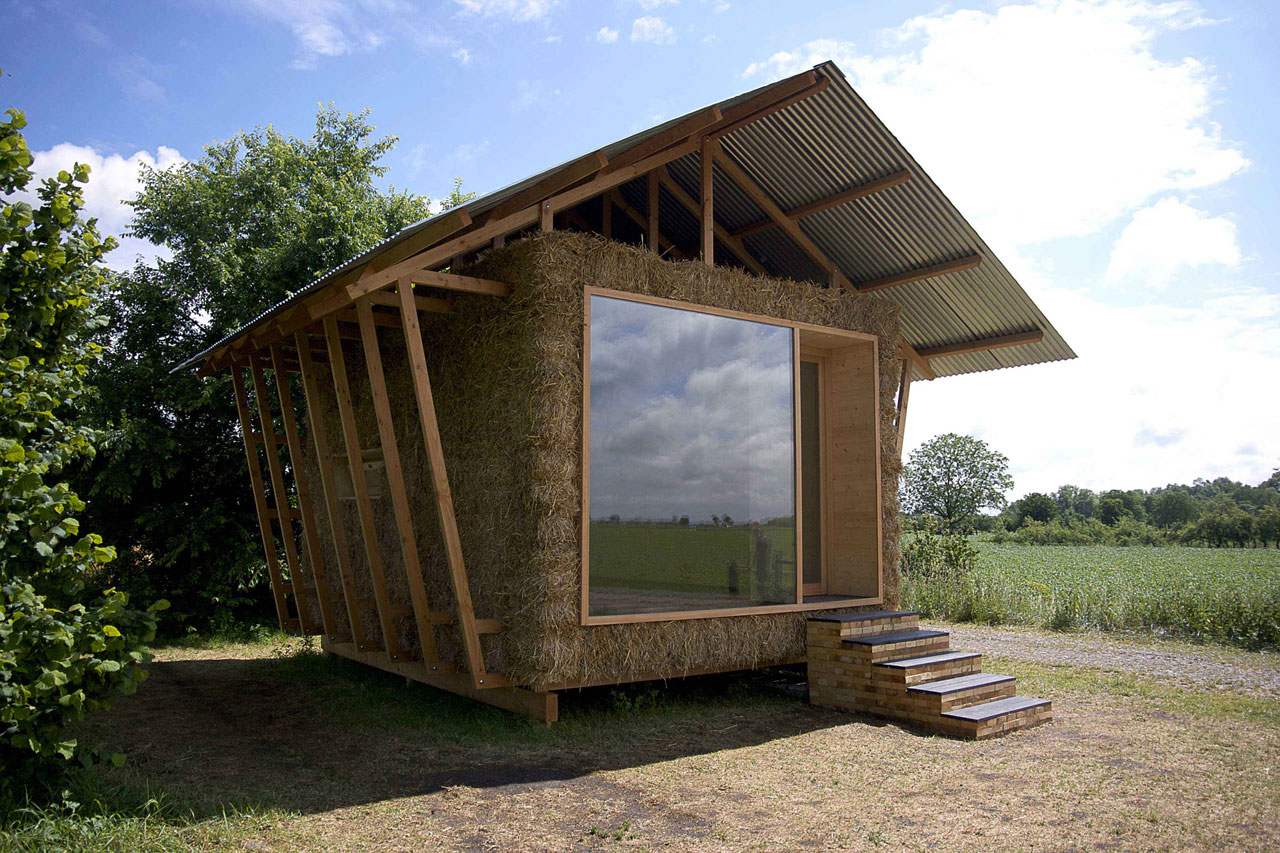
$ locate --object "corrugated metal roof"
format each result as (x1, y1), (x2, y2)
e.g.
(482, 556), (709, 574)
(176, 62), (1073, 378)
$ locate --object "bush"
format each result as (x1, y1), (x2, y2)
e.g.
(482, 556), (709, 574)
(0, 584), (164, 797)
(1, 106), (161, 797)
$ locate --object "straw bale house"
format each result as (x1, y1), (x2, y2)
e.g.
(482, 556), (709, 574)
(177, 63), (1072, 736)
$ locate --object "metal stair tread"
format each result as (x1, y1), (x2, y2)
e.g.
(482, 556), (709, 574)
(842, 628), (948, 647)
(942, 696), (1051, 722)
(908, 672), (1014, 695)
(875, 651), (981, 669)
(808, 610), (918, 624)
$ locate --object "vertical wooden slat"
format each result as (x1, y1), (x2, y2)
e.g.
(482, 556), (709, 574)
(601, 192), (612, 240)
(539, 200), (553, 232)
(646, 171), (659, 252)
(323, 316), (404, 660)
(700, 136), (715, 266)
(354, 297), (442, 666)
(396, 279), (490, 687)
(230, 367), (291, 630)
(896, 358), (913, 457)
(295, 331), (374, 650)
(270, 342), (342, 640)
(250, 357), (319, 635)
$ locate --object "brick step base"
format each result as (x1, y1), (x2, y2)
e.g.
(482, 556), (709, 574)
(806, 614), (1051, 740)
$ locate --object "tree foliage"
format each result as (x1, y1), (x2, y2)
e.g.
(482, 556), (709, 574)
(901, 433), (1014, 529)
(0, 106), (161, 795)
(72, 106), (459, 631)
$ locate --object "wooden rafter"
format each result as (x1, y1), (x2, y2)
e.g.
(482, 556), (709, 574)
(230, 368), (292, 630)
(407, 269), (511, 297)
(700, 137), (714, 265)
(269, 342), (343, 641)
(323, 315), (404, 660)
(709, 72), (828, 140)
(658, 169), (767, 276)
(900, 337), (937, 382)
(354, 297), (443, 666)
(395, 278), (494, 688)
(856, 254), (982, 293)
(732, 169), (911, 238)
(249, 358), (319, 636)
(295, 331), (375, 651)
(609, 189), (688, 260)
(895, 357), (912, 457)
(710, 148), (840, 284)
(489, 151), (608, 222)
(367, 290), (450, 313)
(916, 329), (1043, 360)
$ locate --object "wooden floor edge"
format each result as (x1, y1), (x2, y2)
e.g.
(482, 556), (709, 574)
(537, 654), (807, 693)
(321, 639), (558, 724)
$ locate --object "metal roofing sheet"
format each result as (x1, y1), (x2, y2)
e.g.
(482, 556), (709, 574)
(176, 61), (1073, 379)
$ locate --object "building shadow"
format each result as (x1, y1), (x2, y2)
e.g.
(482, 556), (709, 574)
(82, 650), (868, 817)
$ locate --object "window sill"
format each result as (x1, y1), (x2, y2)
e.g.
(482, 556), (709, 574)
(581, 595), (882, 626)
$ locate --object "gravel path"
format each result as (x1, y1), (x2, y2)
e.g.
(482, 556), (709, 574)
(943, 622), (1280, 698)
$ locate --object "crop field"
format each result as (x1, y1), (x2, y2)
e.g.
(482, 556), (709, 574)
(588, 523), (796, 595)
(903, 542), (1280, 649)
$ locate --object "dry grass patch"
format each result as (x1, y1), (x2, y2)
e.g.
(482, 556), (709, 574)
(56, 632), (1280, 852)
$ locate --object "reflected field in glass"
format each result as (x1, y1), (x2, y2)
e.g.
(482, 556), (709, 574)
(587, 294), (796, 616)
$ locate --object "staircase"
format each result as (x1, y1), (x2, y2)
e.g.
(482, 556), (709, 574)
(806, 611), (1051, 739)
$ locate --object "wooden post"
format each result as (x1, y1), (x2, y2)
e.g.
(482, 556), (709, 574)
(230, 367), (292, 631)
(354, 297), (443, 667)
(646, 171), (659, 252)
(269, 342), (343, 641)
(323, 315), (404, 661)
(395, 278), (492, 688)
(295, 331), (374, 650)
(539, 200), (554, 232)
(601, 193), (612, 240)
(700, 136), (715, 266)
(896, 358), (913, 457)
(249, 358), (318, 635)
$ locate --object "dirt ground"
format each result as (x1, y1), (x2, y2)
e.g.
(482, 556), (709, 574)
(84, 627), (1280, 852)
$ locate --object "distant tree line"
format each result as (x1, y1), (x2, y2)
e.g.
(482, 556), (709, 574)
(993, 471), (1280, 548)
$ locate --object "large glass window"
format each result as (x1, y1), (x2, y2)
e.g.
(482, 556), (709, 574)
(586, 293), (796, 617)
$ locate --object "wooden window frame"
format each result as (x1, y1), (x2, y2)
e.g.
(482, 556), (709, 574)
(580, 286), (882, 626)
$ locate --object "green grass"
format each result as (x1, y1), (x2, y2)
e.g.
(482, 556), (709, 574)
(589, 522), (795, 595)
(903, 542), (1280, 649)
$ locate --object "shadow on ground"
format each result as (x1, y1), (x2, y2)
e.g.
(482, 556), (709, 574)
(81, 649), (860, 817)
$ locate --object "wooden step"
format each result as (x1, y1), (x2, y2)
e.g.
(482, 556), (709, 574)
(874, 651), (983, 685)
(908, 672), (1016, 712)
(941, 696), (1053, 739)
(843, 629), (950, 663)
(809, 610), (919, 638)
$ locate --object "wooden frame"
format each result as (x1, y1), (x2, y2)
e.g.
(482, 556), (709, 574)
(798, 348), (828, 598)
(580, 286), (883, 626)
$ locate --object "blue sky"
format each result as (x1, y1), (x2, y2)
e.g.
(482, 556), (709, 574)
(5, 0), (1278, 497)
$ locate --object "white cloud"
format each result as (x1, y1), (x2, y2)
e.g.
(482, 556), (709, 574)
(1104, 197), (1240, 288)
(23, 143), (186, 272)
(906, 271), (1280, 495)
(638, 0), (678, 9)
(451, 46), (472, 65)
(631, 16), (676, 45)
(596, 26), (619, 44)
(453, 0), (558, 21)
(112, 56), (166, 104)
(741, 1), (1248, 250)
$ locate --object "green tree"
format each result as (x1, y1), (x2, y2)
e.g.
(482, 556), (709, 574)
(1152, 489), (1199, 528)
(72, 106), (457, 631)
(901, 433), (1014, 530)
(1052, 484), (1096, 519)
(1257, 506), (1280, 549)
(1012, 492), (1058, 527)
(0, 106), (162, 795)
(1097, 495), (1128, 526)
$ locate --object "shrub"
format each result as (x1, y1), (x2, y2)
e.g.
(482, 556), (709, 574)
(0, 106), (161, 797)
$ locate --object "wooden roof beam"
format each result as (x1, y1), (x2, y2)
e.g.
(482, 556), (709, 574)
(916, 330), (1043, 360)
(366, 290), (451, 314)
(710, 146), (852, 289)
(899, 337), (937, 381)
(658, 167), (768, 276)
(732, 169), (911, 239)
(710, 76), (830, 140)
(608, 190), (690, 260)
(488, 151), (609, 223)
(856, 254), (982, 293)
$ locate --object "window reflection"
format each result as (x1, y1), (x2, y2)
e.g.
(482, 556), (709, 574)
(587, 294), (796, 616)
